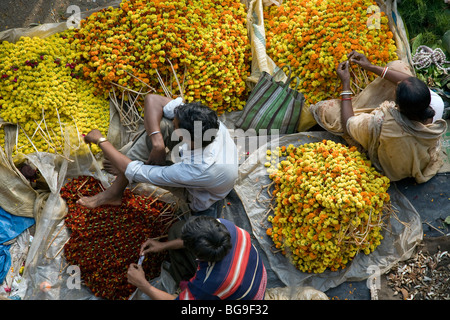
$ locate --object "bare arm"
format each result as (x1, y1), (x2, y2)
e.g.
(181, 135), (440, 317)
(143, 94), (173, 165)
(127, 264), (177, 300)
(84, 129), (131, 173)
(337, 61), (354, 135)
(140, 238), (184, 256)
(348, 50), (411, 84)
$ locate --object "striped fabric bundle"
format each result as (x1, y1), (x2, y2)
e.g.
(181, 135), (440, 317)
(235, 65), (304, 135)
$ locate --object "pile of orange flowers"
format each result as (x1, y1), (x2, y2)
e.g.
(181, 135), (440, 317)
(265, 140), (390, 273)
(70, 0), (251, 114)
(264, 0), (398, 105)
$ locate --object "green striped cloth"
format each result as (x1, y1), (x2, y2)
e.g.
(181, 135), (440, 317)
(236, 68), (304, 134)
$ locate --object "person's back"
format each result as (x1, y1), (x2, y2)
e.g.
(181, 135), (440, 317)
(346, 76), (447, 183)
(177, 217), (267, 300)
(374, 101), (446, 183)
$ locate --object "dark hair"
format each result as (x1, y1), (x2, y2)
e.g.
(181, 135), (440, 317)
(174, 102), (219, 148)
(395, 77), (435, 121)
(181, 216), (232, 262)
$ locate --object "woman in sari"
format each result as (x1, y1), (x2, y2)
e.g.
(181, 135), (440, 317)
(310, 51), (447, 183)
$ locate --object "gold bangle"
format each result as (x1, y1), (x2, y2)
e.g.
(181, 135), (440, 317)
(97, 137), (108, 145)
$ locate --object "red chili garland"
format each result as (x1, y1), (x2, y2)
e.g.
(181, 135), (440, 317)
(62, 176), (176, 300)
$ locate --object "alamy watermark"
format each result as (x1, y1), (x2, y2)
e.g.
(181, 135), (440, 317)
(66, 5), (81, 29)
(167, 122), (280, 168)
(39, 264), (81, 293)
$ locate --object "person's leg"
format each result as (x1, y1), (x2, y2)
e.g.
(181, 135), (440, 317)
(191, 199), (224, 218)
(76, 173), (128, 208)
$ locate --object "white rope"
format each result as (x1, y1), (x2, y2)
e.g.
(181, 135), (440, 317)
(412, 45), (450, 74)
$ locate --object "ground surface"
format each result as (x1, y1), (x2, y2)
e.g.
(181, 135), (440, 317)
(0, 0), (119, 30)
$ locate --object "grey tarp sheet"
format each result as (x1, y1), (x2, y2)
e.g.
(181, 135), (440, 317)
(233, 132), (423, 293)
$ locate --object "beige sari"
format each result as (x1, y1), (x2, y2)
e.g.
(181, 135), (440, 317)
(310, 60), (448, 183)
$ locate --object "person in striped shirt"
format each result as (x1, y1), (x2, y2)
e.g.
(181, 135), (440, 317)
(127, 216), (267, 300)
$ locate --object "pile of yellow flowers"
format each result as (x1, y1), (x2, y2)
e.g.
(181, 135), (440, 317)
(70, 0), (251, 114)
(265, 140), (390, 273)
(0, 30), (109, 156)
(264, 0), (398, 105)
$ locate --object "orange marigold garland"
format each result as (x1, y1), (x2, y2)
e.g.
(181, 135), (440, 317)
(70, 0), (251, 114)
(265, 140), (391, 273)
(62, 176), (176, 299)
(264, 0), (398, 105)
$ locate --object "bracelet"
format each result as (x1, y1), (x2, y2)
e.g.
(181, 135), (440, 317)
(149, 130), (161, 136)
(381, 66), (389, 79)
(341, 97), (352, 101)
(340, 91), (353, 96)
(97, 137), (108, 145)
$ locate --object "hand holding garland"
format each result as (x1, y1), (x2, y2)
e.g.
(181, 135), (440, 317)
(337, 51), (415, 135)
(127, 263), (177, 300)
(84, 129), (132, 174)
(347, 50), (411, 84)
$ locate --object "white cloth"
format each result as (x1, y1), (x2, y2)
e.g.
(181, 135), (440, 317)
(430, 89), (444, 122)
(162, 97), (184, 120)
(125, 99), (238, 212)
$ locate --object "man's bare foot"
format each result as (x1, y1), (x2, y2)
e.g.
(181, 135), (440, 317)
(76, 191), (122, 208)
(103, 158), (121, 176)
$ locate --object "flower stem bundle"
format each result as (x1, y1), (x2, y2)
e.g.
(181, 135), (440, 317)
(264, 0), (398, 105)
(70, 0), (252, 114)
(265, 140), (391, 273)
(62, 176), (177, 299)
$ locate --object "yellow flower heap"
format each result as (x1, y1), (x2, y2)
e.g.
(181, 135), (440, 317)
(266, 140), (390, 273)
(71, 0), (251, 114)
(0, 31), (109, 156)
(264, 0), (398, 105)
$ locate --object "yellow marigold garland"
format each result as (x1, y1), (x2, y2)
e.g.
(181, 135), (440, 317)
(70, 0), (251, 114)
(264, 0), (398, 105)
(0, 30), (109, 156)
(265, 140), (390, 273)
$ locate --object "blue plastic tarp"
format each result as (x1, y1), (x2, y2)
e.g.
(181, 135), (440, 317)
(0, 207), (35, 284)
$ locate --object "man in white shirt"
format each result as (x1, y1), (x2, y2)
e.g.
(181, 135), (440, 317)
(77, 94), (239, 217)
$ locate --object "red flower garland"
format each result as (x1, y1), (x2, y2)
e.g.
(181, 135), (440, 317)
(62, 176), (176, 300)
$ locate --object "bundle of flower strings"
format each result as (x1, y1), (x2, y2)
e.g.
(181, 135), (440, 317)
(62, 176), (177, 299)
(264, 0), (398, 105)
(0, 30), (109, 156)
(264, 140), (391, 273)
(70, 0), (251, 114)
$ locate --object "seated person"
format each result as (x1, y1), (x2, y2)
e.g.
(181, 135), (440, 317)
(78, 95), (239, 217)
(127, 216), (267, 300)
(310, 51), (447, 183)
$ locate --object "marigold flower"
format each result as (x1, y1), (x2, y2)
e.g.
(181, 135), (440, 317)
(71, 0), (251, 114)
(264, 0), (398, 106)
(265, 140), (390, 273)
(0, 30), (109, 156)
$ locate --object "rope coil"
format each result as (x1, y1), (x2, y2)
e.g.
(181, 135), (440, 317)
(412, 45), (450, 74)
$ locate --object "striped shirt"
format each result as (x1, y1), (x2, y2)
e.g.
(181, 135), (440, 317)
(176, 219), (267, 300)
